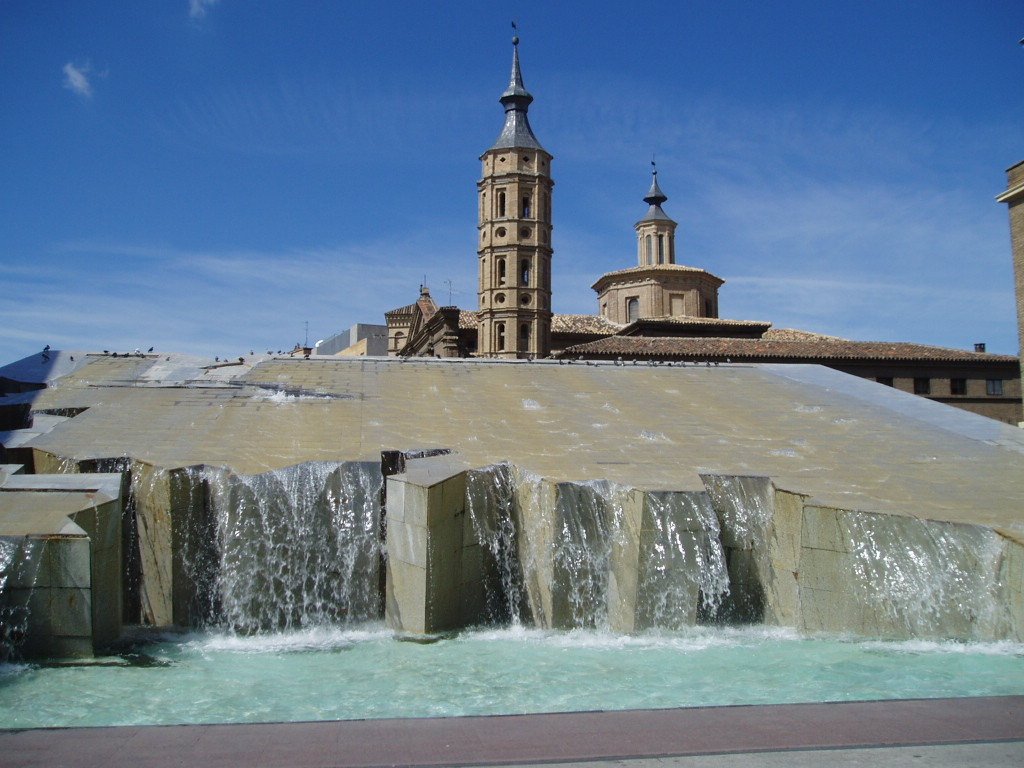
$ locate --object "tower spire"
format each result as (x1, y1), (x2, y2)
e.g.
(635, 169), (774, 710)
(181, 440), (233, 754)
(635, 163), (678, 266)
(643, 159), (669, 210)
(491, 26), (543, 150)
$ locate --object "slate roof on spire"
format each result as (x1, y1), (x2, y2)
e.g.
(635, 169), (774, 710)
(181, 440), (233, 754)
(638, 168), (676, 224)
(490, 36), (544, 151)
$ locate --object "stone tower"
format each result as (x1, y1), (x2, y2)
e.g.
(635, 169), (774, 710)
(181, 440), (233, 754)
(997, 160), (1024, 409)
(635, 164), (678, 266)
(476, 33), (553, 359)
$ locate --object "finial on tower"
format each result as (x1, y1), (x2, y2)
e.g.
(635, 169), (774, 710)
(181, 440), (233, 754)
(644, 159), (668, 208)
(490, 22), (543, 150)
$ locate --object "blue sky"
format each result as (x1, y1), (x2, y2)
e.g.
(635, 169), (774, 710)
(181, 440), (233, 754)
(1, 1), (1022, 361)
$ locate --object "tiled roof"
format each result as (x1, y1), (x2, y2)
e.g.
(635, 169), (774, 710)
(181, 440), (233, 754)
(623, 316), (771, 329)
(456, 312), (622, 336)
(595, 264), (718, 280)
(551, 314), (623, 335)
(384, 303), (417, 319)
(557, 335), (1019, 364)
(763, 327), (848, 342)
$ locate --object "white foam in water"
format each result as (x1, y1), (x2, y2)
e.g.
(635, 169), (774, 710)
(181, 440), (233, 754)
(2, 626), (1022, 729)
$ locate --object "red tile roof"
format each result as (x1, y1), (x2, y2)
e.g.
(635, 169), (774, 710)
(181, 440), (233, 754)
(557, 335), (1019, 363)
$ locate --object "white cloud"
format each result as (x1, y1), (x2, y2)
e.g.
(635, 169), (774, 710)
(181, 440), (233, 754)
(189, 0), (220, 20)
(62, 62), (92, 98)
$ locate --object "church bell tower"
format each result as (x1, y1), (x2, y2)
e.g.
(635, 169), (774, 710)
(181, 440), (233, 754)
(477, 32), (553, 359)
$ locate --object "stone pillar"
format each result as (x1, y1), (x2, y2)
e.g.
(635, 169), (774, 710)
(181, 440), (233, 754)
(385, 456), (484, 634)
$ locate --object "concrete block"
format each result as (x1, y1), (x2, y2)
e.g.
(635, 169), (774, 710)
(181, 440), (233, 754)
(389, 519), (427, 569)
(802, 505), (848, 552)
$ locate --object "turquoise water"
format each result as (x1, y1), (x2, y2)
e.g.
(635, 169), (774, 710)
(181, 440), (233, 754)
(2, 624), (1023, 729)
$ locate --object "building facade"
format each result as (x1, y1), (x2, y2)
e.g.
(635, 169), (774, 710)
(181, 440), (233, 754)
(381, 37), (1022, 424)
(997, 160), (1024, 408)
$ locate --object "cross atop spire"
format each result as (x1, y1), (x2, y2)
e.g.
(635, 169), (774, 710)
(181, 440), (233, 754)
(490, 25), (543, 150)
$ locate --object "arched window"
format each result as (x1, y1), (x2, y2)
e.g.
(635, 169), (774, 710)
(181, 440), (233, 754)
(393, 331), (405, 352)
(498, 258), (507, 285)
(627, 297), (639, 323)
(520, 323), (530, 348)
(522, 193), (532, 218)
(645, 235), (653, 265)
(497, 190), (506, 218)
(496, 323), (506, 351)
(657, 235), (665, 264)
(520, 259), (531, 285)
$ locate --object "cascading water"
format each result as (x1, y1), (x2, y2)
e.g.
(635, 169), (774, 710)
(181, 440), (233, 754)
(551, 480), (626, 629)
(844, 513), (1005, 640)
(173, 461), (382, 633)
(467, 469), (732, 632)
(0, 537), (43, 662)
(639, 491), (730, 628)
(465, 464), (523, 624)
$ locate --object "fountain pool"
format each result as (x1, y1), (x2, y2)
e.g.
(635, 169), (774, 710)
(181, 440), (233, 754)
(2, 624), (1023, 729)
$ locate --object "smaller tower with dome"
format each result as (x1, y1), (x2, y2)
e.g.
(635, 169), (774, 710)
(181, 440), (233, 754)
(593, 167), (724, 324)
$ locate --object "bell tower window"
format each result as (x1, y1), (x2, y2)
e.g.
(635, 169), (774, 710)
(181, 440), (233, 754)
(498, 190), (507, 218)
(521, 259), (531, 285)
(496, 323), (506, 351)
(522, 194), (532, 218)
(657, 234), (665, 264)
(645, 235), (653, 265)
(520, 323), (530, 348)
(497, 258), (507, 285)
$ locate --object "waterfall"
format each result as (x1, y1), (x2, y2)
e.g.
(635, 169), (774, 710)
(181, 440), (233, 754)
(466, 468), (731, 632)
(0, 537), (43, 662)
(639, 491), (730, 628)
(171, 462), (382, 633)
(551, 480), (625, 629)
(465, 464), (523, 625)
(844, 513), (1005, 640)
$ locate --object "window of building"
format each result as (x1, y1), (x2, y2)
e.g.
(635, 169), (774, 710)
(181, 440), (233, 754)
(913, 378), (931, 395)
(522, 194), (532, 218)
(950, 378), (967, 395)
(521, 259), (530, 285)
(601, 302), (607, 316)
(497, 258), (506, 285)
(877, 376), (894, 387)
(497, 190), (506, 218)
(987, 379), (1004, 396)
(657, 234), (665, 264)
(704, 299), (714, 318)
(645, 235), (652, 265)
(543, 192), (550, 220)
(495, 227), (506, 237)
(520, 323), (530, 348)
(496, 323), (506, 351)
(627, 297), (639, 323)
(670, 294), (684, 316)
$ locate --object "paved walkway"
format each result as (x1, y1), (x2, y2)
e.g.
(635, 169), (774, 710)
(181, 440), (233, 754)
(1, 696), (1022, 768)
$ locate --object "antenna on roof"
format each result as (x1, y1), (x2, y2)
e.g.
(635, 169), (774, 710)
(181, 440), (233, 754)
(444, 279), (453, 306)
